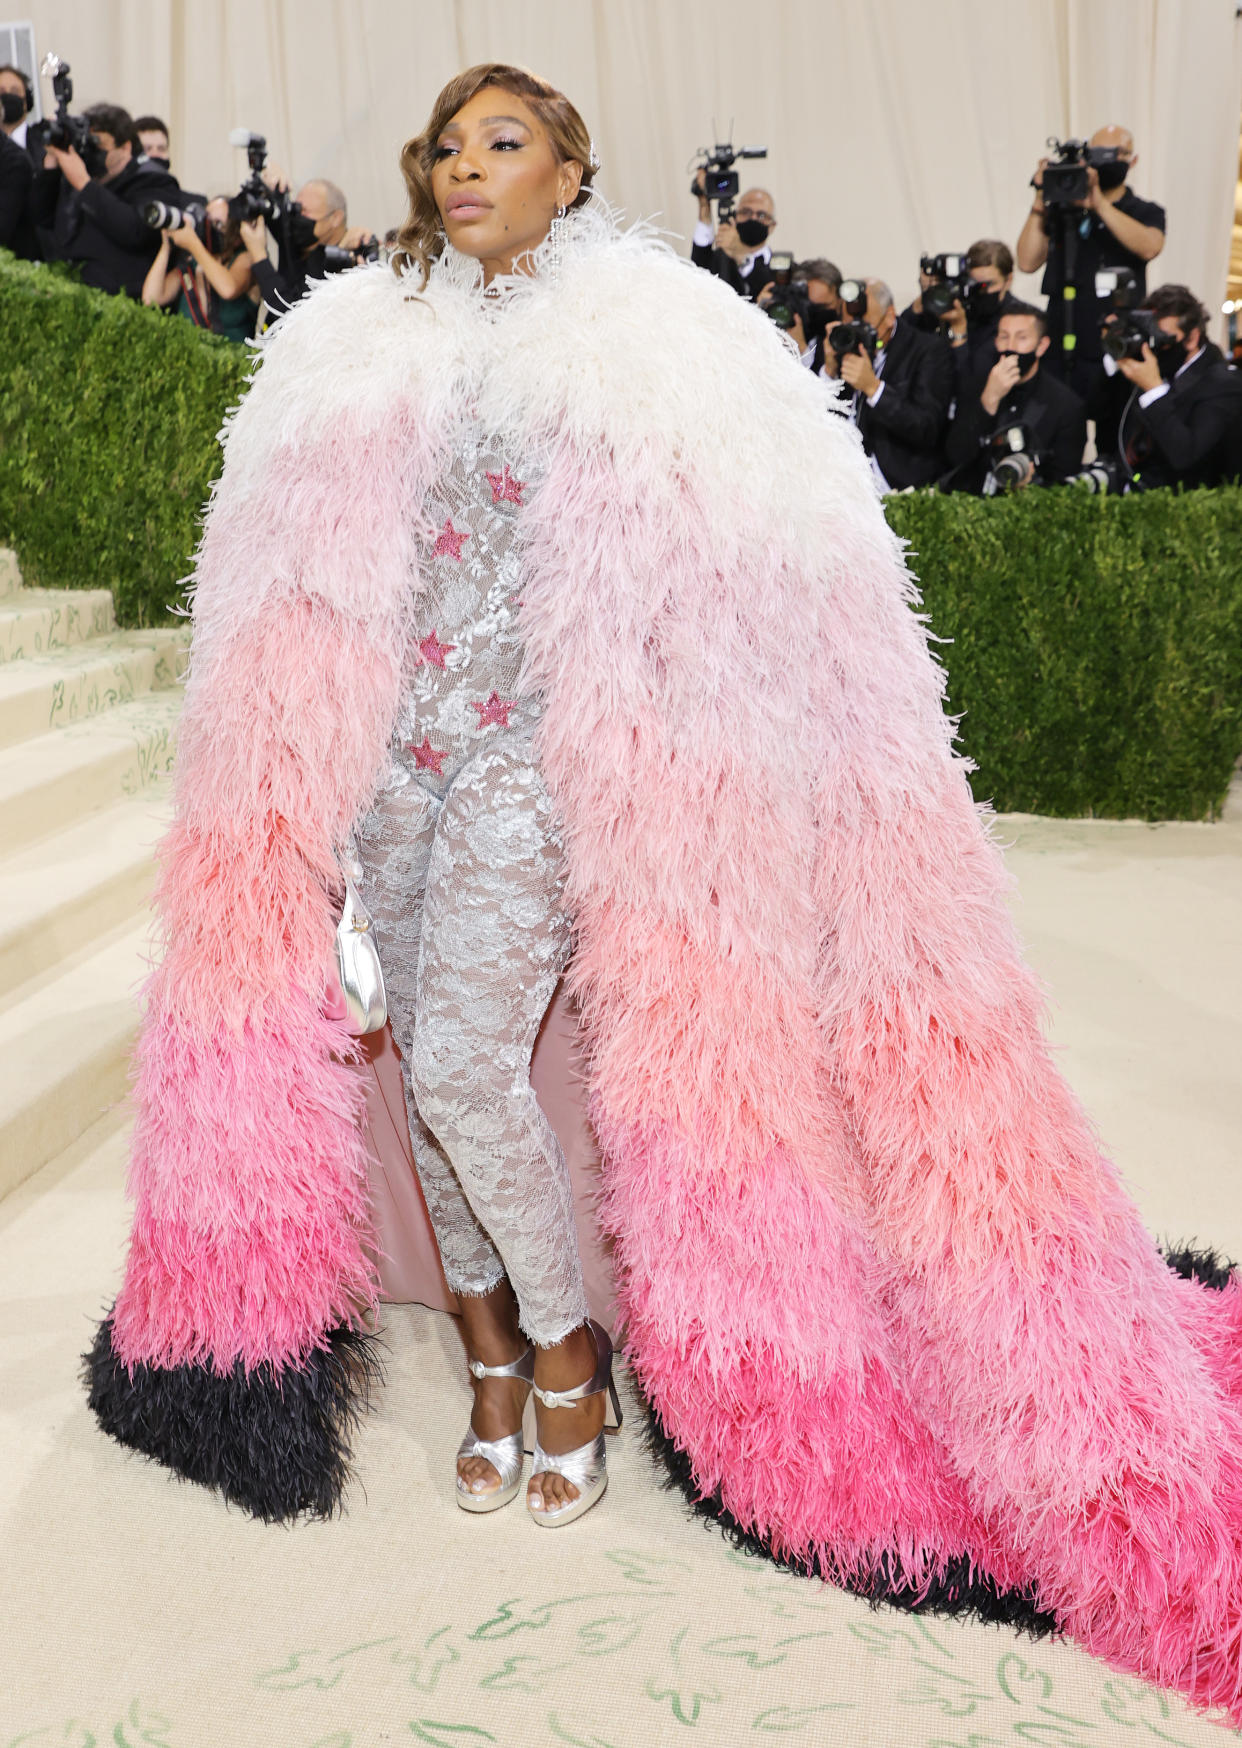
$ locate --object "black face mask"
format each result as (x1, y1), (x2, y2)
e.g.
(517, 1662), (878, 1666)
(1096, 159), (1128, 192)
(288, 209), (320, 252)
(1156, 338), (1187, 381)
(734, 217), (770, 248)
(0, 91), (26, 125)
(971, 289), (1002, 320)
(998, 348), (1039, 379)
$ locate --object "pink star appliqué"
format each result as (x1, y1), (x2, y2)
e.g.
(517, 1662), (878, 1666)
(405, 736), (447, 775)
(432, 517), (470, 561)
(472, 692), (516, 729)
(418, 629), (454, 669)
(484, 465), (525, 507)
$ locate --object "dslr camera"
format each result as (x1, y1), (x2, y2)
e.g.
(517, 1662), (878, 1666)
(920, 252), (973, 321)
(691, 139), (767, 223)
(27, 53), (105, 177)
(226, 129), (289, 228)
(982, 423), (1035, 495)
(1094, 267), (1170, 363)
(143, 198), (207, 236)
(763, 253), (830, 345)
(1040, 137), (1124, 208)
(828, 278), (878, 360)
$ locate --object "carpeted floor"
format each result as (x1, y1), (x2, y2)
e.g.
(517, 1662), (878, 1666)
(1, 804), (1240, 1748)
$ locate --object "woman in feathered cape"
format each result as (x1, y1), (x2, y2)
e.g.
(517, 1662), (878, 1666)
(87, 64), (1242, 1724)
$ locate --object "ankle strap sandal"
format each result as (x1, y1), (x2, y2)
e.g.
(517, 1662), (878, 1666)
(528, 1320), (622, 1528)
(456, 1344), (535, 1514)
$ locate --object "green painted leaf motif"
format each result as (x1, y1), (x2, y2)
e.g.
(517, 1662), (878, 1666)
(1011, 1725), (1096, 1747)
(392, 1626), (462, 1693)
(997, 1654), (1056, 1706)
(848, 1619), (922, 1659)
(645, 1677), (722, 1726)
(894, 1665), (983, 1718)
(923, 1736), (1006, 1748)
(751, 1702), (857, 1733)
(545, 1714), (618, 1748)
(1098, 1680), (1195, 1744)
(309, 1737), (353, 1748)
(603, 1548), (691, 1587)
(574, 1613), (647, 1657)
(478, 1654), (572, 1694)
(699, 1632), (791, 1670)
(469, 1594), (622, 1640)
(112, 1700), (176, 1747)
(408, 1725), (497, 1746)
(255, 1639), (399, 1691)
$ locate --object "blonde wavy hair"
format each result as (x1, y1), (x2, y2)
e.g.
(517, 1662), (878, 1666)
(392, 63), (598, 286)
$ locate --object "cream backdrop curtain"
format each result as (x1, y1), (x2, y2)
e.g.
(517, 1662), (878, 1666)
(19, 0), (1242, 321)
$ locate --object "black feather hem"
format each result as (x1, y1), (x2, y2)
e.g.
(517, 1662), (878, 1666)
(83, 1311), (383, 1523)
(634, 1244), (1237, 1637)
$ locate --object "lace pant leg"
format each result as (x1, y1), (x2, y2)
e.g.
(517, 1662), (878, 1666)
(354, 779), (508, 1299)
(406, 734), (590, 1348)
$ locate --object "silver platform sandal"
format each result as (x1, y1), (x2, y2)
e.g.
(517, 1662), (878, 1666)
(456, 1344), (535, 1513)
(528, 1319), (622, 1528)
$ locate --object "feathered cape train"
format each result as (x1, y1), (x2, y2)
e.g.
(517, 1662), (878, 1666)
(86, 207), (1242, 1725)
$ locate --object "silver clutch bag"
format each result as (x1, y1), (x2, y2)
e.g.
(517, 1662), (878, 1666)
(334, 874), (387, 1035)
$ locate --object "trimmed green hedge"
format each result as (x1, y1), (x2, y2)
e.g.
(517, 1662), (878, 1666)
(3, 254), (1241, 818)
(0, 251), (249, 627)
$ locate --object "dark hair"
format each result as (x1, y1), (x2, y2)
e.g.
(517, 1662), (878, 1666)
(1143, 283), (1209, 343)
(997, 298), (1046, 338)
(0, 63), (33, 113)
(83, 103), (138, 151)
(206, 194), (243, 263)
(796, 257), (842, 292)
(393, 62), (597, 286)
(966, 238), (1014, 279)
(133, 114), (170, 140)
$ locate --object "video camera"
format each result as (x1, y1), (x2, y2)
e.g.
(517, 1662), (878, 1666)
(1094, 267), (1170, 363)
(982, 423), (1035, 495)
(226, 129), (289, 229)
(1040, 137), (1124, 208)
(27, 54), (105, 177)
(828, 278), (878, 360)
(691, 139), (767, 223)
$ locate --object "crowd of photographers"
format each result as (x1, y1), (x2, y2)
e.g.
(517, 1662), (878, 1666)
(0, 58), (378, 340)
(4, 65), (1240, 498)
(692, 128), (1242, 497)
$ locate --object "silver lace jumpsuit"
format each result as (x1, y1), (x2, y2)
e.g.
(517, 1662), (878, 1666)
(353, 424), (590, 1348)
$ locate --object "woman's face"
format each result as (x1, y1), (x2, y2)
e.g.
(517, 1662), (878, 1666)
(430, 88), (581, 282)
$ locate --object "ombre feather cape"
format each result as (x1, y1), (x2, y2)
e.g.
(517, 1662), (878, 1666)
(87, 208), (1242, 1724)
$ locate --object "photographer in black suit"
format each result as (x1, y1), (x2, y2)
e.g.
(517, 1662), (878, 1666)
(944, 303), (1086, 494)
(690, 172), (777, 300)
(1017, 124), (1165, 396)
(0, 121), (37, 258)
(1107, 284), (1242, 491)
(30, 102), (180, 298)
(822, 279), (953, 491)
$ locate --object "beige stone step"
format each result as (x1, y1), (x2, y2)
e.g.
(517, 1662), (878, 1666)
(0, 588), (116, 663)
(0, 918), (149, 1202)
(0, 693), (181, 853)
(0, 629), (186, 751)
(0, 792), (171, 1002)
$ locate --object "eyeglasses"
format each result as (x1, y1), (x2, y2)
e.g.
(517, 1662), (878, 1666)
(736, 207), (774, 223)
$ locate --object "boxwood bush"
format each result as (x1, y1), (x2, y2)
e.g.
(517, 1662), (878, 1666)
(3, 253), (1240, 819)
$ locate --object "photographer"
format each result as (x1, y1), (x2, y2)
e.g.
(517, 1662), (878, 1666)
(944, 303), (1086, 494)
(1017, 125), (1165, 394)
(1105, 284), (1242, 491)
(142, 196), (257, 342)
(133, 115), (171, 171)
(0, 66), (37, 257)
(690, 172), (777, 300)
(906, 241), (1020, 392)
(757, 258), (841, 368)
(242, 175), (374, 320)
(822, 279), (952, 491)
(30, 101), (180, 298)
(0, 63), (33, 149)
